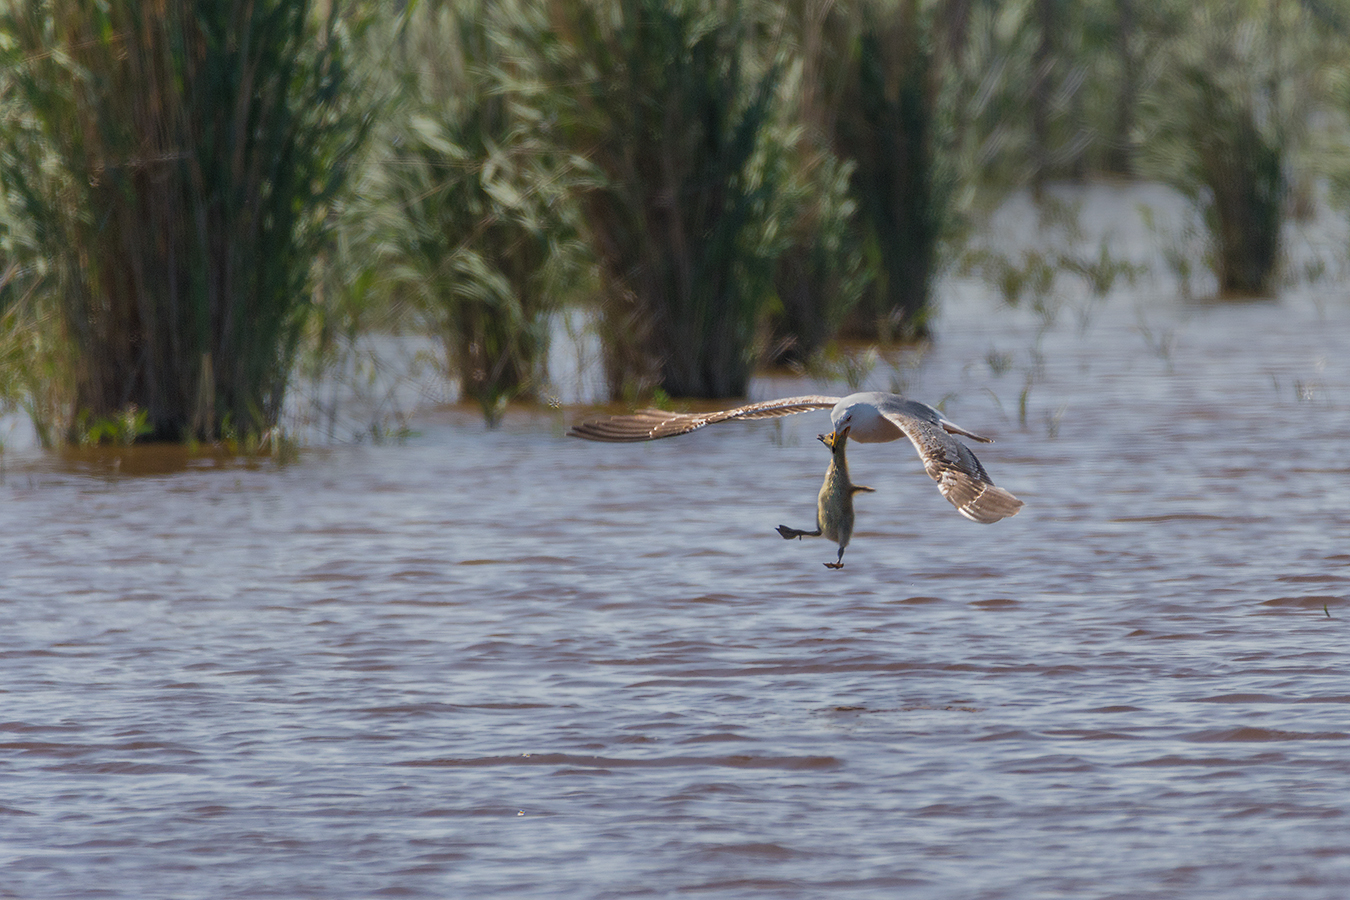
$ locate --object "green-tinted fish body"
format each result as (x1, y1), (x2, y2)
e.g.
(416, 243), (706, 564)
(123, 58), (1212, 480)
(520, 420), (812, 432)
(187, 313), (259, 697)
(777, 426), (874, 568)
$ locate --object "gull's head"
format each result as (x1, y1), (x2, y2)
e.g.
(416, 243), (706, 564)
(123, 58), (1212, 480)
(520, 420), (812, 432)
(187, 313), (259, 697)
(830, 395), (892, 443)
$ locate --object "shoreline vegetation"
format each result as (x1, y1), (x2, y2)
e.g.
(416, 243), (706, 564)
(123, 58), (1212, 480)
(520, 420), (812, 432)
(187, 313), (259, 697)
(3, 0), (1350, 450)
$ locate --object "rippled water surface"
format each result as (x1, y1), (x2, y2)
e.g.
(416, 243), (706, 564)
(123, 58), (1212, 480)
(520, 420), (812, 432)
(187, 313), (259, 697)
(4, 248), (1350, 895)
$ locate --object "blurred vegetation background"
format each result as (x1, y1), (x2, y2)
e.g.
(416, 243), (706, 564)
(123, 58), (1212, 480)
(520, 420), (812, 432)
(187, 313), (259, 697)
(2, 0), (1349, 447)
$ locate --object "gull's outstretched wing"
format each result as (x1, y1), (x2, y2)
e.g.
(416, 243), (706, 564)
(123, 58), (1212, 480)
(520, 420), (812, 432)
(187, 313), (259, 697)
(568, 395), (842, 443)
(881, 410), (1023, 524)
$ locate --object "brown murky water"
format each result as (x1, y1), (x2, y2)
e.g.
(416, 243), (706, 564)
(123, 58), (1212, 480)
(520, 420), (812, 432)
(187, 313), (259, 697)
(4, 195), (1350, 898)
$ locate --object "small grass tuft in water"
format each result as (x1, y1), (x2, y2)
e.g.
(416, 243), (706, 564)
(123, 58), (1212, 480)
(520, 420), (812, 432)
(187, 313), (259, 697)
(74, 406), (153, 448)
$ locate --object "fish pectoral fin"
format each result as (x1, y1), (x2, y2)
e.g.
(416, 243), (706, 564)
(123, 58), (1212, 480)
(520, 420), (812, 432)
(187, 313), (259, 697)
(777, 525), (821, 540)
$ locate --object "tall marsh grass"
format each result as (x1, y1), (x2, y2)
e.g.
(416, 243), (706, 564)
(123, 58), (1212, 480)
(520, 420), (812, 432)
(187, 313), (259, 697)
(837, 1), (948, 341)
(372, 0), (586, 425)
(785, 0), (958, 344)
(762, 1), (870, 368)
(1138, 0), (1339, 297)
(0, 0), (367, 442)
(765, 141), (868, 368)
(0, 255), (68, 448)
(552, 0), (791, 400)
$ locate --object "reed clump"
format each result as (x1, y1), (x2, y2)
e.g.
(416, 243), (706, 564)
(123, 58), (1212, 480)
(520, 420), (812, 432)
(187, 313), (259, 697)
(551, 0), (791, 400)
(761, 1), (870, 368)
(1148, 43), (1284, 296)
(834, 0), (950, 342)
(372, 0), (585, 426)
(1194, 105), (1283, 297)
(1136, 0), (1336, 298)
(764, 143), (868, 368)
(771, 0), (971, 358)
(0, 258), (70, 449)
(0, 0), (367, 443)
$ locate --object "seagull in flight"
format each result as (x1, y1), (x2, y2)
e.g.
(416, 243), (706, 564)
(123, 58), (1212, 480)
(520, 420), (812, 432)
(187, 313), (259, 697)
(568, 391), (1024, 524)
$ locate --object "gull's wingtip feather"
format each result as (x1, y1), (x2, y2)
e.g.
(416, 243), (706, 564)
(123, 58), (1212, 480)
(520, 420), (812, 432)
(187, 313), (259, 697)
(567, 395), (842, 443)
(949, 480), (1024, 524)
